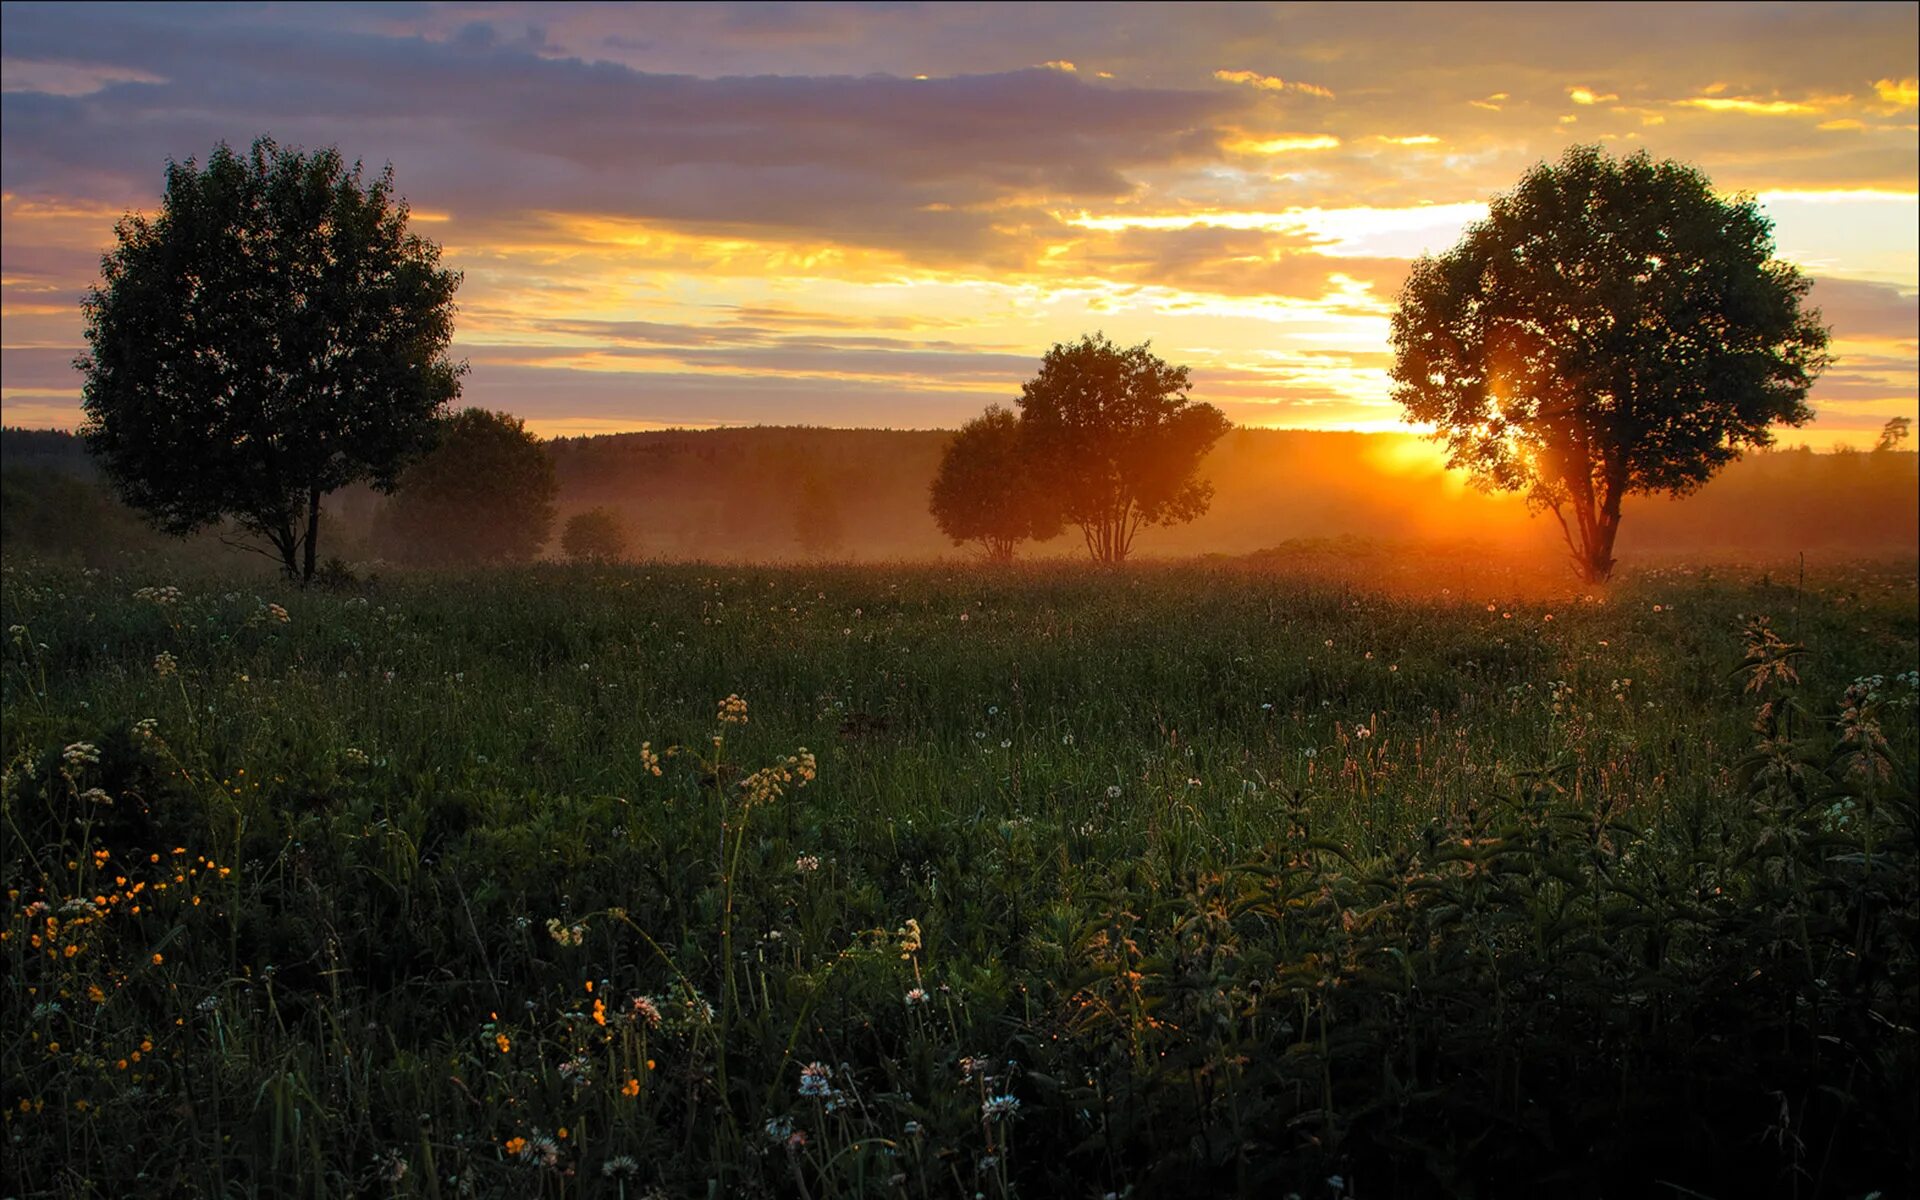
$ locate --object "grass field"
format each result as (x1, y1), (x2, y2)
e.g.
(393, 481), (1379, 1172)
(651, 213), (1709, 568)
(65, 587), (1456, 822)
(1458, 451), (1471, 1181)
(4, 554), (1916, 1198)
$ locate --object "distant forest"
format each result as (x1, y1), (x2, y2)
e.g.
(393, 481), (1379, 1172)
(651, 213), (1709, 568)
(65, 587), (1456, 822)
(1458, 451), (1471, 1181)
(4, 424), (1915, 567)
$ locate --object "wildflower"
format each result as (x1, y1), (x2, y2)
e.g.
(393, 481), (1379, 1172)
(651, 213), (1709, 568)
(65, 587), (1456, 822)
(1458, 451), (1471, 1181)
(495, 1033), (511, 1054)
(960, 1055), (989, 1077)
(794, 854), (822, 874)
(603, 1155), (641, 1178)
(1355, 727), (1373, 740)
(621, 1077), (640, 1097)
(546, 917), (587, 947)
(266, 603), (290, 624)
(133, 717), (160, 740)
(80, 787), (113, 806)
(521, 1134), (560, 1167)
(639, 741), (663, 776)
(765, 1115), (795, 1143)
(798, 1061), (833, 1098)
(982, 1094), (1021, 1120)
(380, 1151), (408, 1183)
(905, 987), (929, 1006)
(1106, 785), (1122, 799)
(897, 918), (922, 958)
(630, 995), (664, 1027)
(153, 651), (178, 677)
(904, 1120), (922, 1135)
(505, 1137), (527, 1156)
(62, 742), (101, 769)
(717, 694), (749, 725)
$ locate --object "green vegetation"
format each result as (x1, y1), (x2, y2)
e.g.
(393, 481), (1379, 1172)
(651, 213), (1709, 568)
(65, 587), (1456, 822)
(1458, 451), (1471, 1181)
(76, 138), (463, 582)
(1391, 145), (1831, 584)
(4, 556), (1916, 1197)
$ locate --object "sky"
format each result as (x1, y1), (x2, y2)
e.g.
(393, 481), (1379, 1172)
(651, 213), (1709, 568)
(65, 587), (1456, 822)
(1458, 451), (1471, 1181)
(2, 1), (1915, 443)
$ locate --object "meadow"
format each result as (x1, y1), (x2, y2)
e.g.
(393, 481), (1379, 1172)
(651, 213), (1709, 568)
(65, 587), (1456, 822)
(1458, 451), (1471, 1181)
(3, 553), (1916, 1198)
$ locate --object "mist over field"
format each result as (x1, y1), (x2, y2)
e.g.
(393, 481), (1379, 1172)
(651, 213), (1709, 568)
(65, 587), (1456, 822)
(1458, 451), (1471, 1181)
(6, 425), (1915, 571)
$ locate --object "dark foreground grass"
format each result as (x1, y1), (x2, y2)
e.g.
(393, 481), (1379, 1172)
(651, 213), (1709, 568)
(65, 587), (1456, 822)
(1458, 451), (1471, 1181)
(3, 555), (1916, 1199)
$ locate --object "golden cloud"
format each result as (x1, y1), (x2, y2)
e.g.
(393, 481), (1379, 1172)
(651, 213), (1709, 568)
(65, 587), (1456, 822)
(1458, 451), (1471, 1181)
(1213, 69), (1335, 99)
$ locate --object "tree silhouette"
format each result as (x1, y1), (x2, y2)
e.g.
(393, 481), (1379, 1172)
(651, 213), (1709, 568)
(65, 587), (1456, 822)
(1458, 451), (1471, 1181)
(562, 507), (628, 563)
(928, 404), (1061, 561)
(382, 408), (557, 564)
(78, 137), (463, 582)
(1016, 333), (1229, 563)
(1390, 145), (1830, 583)
(1874, 417), (1911, 453)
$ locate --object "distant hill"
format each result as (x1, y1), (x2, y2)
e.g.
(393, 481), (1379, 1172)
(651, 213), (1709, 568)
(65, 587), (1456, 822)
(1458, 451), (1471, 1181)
(3, 424), (1914, 567)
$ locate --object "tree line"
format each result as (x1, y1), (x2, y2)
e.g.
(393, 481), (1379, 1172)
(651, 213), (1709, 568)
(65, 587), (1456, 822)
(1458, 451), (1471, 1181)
(77, 138), (1844, 582)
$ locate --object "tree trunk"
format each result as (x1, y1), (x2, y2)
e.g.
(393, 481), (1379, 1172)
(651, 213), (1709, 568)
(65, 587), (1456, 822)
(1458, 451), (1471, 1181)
(301, 486), (321, 583)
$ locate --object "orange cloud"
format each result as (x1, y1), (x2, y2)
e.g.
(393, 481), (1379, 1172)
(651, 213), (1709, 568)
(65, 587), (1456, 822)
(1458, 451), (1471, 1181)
(1213, 69), (1335, 99)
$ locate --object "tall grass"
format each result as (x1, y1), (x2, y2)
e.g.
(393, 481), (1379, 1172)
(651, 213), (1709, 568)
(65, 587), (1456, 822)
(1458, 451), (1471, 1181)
(4, 556), (1915, 1197)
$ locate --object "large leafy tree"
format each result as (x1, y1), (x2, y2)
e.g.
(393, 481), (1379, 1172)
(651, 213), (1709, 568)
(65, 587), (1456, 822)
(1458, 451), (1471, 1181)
(78, 137), (464, 582)
(928, 404), (1062, 561)
(381, 408), (558, 564)
(1390, 145), (1830, 583)
(1016, 333), (1229, 563)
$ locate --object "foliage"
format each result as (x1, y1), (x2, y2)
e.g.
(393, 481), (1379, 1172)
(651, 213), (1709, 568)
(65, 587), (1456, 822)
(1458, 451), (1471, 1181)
(1016, 334), (1230, 563)
(380, 408), (558, 565)
(77, 137), (464, 583)
(1389, 146), (1831, 583)
(928, 405), (1062, 561)
(561, 507), (629, 564)
(3, 556), (1915, 1198)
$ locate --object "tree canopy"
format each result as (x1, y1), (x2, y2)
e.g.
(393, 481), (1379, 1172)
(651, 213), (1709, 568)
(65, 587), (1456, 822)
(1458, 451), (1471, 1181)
(1389, 145), (1830, 583)
(561, 507), (629, 563)
(78, 136), (464, 582)
(928, 404), (1062, 561)
(1016, 333), (1230, 563)
(381, 408), (558, 565)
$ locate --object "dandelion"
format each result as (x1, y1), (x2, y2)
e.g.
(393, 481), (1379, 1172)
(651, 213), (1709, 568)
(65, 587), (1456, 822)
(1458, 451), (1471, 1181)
(1106, 785), (1122, 799)
(982, 1094), (1021, 1120)
(520, 1134), (560, 1167)
(603, 1155), (641, 1178)
(765, 1115), (795, 1143)
(905, 987), (929, 1006)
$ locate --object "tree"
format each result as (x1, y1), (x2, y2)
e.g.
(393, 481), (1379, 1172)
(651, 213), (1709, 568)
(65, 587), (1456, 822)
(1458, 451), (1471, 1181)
(928, 404), (1061, 561)
(1389, 145), (1830, 583)
(1016, 333), (1229, 563)
(1873, 417), (1910, 453)
(562, 507), (629, 563)
(381, 408), (557, 564)
(78, 137), (463, 582)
